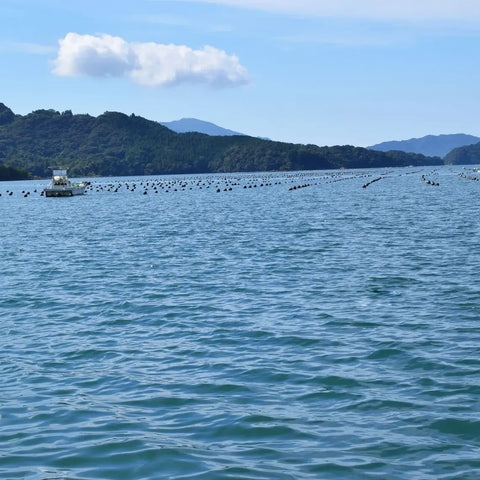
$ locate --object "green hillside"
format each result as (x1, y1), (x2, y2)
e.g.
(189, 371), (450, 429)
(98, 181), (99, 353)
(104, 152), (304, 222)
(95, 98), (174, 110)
(444, 142), (480, 165)
(0, 164), (32, 181)
(0, 103), (442, 178)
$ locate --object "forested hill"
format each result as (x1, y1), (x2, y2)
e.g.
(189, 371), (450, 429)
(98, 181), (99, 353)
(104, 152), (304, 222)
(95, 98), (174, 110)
(444, 142), (480, 165)
(0, 164), (32, 181)
(0, 103), (442, 178)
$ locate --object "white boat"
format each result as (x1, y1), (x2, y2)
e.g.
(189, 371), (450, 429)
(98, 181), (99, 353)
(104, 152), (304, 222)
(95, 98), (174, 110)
(43, 169), (87, 197)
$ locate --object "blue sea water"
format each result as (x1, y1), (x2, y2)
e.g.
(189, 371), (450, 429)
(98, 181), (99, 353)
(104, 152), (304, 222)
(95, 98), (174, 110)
(0, 166), (479, 479)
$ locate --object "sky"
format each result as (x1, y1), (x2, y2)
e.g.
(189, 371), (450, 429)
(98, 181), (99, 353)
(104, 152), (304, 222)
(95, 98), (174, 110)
(1, 0), (480, 147)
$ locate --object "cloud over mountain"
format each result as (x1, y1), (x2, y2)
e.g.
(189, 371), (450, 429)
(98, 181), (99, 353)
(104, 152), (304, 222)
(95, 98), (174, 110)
(53, 33), (249, 87)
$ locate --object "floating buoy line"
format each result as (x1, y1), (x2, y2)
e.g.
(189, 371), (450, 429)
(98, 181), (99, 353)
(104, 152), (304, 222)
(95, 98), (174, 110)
(0, 167), (478, 199)
(420, 174), (439, 186)
(458, 173), (479, 182)
(362, 177), (384, 189)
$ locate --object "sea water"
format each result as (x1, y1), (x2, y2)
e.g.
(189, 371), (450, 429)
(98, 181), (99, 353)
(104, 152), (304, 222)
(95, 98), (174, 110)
(0, 166), (479, 479)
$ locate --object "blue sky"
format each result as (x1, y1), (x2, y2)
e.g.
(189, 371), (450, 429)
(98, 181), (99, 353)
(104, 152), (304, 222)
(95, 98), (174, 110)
(1, 0), (480, 146)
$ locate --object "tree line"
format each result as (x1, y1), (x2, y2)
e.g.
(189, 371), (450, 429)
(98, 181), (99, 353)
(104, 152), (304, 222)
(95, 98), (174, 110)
(0, 103), (444, 179)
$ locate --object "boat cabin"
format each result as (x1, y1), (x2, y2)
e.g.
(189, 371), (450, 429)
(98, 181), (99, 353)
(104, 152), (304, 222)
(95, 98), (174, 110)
(52, 169), (69, 186)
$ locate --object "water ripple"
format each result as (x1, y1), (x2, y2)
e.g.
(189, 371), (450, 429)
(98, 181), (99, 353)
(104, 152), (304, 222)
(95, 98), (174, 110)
(1, 168), (480, 479)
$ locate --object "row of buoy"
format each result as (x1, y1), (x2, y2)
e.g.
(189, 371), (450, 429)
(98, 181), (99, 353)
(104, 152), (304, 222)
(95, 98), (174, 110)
(421, 174), (439, 186)
(0, 187), (36, 196)
(2, 168), (477, 198)
(329, 175), (369, 184)
(362, 177), (383, 188)
(85, 169), (377, 195)
(288, 183), (312, 191)
(458, 173), (479, 182)
(81, 170), (352, 196)
(85, 175), (289, 195)
(325, 172), (372, 184)
(0, 168), (402, 199)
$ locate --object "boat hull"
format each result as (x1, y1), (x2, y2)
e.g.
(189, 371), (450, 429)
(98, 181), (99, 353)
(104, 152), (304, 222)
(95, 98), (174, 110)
(44, 186), (86, 197)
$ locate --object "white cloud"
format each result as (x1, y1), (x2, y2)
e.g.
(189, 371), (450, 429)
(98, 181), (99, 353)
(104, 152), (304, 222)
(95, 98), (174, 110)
(53, 34), (133, 78)
(53, 33), (249, 87)
(175, 0), (480, 23)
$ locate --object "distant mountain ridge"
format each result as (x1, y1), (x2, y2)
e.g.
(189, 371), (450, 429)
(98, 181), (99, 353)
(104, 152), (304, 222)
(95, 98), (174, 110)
(368, 134), (480, 158)
(160, 118), (245, 136)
